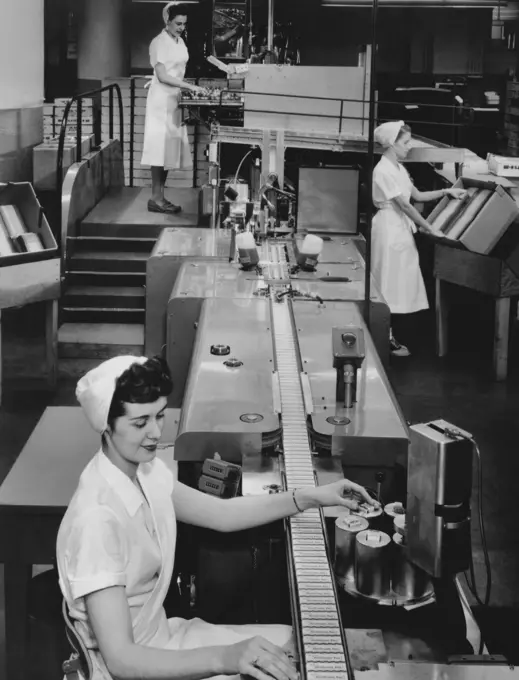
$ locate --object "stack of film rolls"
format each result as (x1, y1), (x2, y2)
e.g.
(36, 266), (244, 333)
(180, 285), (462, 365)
(334, 502), (432, 603)
(430, 187), (492, 241)
(0, 204), (44, 257)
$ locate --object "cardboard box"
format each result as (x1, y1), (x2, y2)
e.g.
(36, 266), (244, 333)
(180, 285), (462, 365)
(33, 135), (94, 190)
(427, 177), (519, 256)
(488, 153), (519, 178)
(0, 182), (58, 268)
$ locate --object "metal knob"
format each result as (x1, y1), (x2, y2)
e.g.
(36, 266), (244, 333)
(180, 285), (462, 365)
(211, 344), (230, 356)
(341, 332), (357, 347)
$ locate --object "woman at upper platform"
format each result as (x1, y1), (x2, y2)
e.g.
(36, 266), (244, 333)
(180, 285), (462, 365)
(371, 120), (466, 357)
(56, 354), (378, 680)
(141, 2), (206, 215)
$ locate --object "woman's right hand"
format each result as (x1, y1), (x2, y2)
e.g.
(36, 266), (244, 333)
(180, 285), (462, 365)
(221, 636), (299, 680)
(190, 85), (206, 94)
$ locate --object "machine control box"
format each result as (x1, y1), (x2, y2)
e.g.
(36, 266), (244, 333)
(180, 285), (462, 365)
(407, 419), (473, 578)
(332, 327), (365, 368)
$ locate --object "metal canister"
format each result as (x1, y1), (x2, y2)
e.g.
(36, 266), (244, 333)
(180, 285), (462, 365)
(334, 515), (369, 584)
(383, 501), (405, 534)
(351, 502), (383, 529)
(354, 530), (391, 598)
(391, 533), (432, 600)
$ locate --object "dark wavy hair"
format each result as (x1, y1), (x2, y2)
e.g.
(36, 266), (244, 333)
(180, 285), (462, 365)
(167, 3), (191, 21)
(396, 123), (412, 142)
(107, 356), (173, 431)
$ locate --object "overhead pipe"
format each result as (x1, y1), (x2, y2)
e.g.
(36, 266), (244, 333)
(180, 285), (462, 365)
(324, 0), (502, 6)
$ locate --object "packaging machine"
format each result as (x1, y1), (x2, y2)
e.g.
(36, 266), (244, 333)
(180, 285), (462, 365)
(162, 230), (509, 680)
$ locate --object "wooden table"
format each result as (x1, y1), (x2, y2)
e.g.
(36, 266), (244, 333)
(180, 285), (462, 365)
(434, 244), (519, 380)
(0, 258), (61, 405)
(0, 406), (180, 680)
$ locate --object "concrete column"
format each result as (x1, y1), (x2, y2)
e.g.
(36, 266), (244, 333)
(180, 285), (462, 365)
(77, 0), (130, 88)
(0, 0), (44, 181)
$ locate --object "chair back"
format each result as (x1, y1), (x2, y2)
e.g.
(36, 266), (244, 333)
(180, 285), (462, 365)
(62, 599), (93, 680)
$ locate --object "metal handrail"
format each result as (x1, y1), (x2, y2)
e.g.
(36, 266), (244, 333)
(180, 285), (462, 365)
(126, 73), (478, 190)
(56, 83), (124, 196)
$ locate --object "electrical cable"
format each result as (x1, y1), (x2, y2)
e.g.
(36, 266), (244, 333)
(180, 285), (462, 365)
(232, 147), (256, 187)
(442, 427), (491, 654)
(448, 433), (492, 654)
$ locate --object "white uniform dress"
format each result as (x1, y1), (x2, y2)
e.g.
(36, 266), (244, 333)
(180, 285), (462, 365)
(141, 30), (193, 170)
(371, 155), (429, 314)
(57, 451), (292, 680)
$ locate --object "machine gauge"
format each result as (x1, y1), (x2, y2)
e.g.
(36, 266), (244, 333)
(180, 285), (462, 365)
(224, 358), (243, 368)
(211, 344), (230, 355)
(240, 413), (264, 424)
(326, 416), (351, 426)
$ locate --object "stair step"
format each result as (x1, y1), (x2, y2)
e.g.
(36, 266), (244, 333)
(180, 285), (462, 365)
(58, 322), (145, 358)
(62, 307), (145, 324)
(68, 236), (157, 253)
(66, 271), (146, 287)
(69, 251), (148, 273)
(63, 285), (145, 308)
(59, 322), (144, 345)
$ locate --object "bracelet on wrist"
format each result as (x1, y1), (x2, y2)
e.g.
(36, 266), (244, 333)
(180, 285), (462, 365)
(292, 488), (304, 513)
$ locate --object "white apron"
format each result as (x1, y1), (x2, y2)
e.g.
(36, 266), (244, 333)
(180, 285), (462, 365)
(57, 453), (292, 680)
(141, 31), (193, 171)
(371, 155), (429, 315)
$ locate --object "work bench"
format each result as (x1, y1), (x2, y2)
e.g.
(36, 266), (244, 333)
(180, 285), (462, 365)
(424, 159), (519, 381)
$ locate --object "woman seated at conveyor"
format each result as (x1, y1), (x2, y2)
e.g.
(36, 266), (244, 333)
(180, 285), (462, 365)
(57, 355), (378, 680)
(372, 120), (467, 357)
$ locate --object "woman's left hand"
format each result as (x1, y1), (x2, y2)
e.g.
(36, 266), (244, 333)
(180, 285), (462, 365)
(310, 479), (381, 511)
(447, 188), (467, 200)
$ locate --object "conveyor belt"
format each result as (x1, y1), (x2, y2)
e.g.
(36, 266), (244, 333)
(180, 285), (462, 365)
(267, 242), (351, 680)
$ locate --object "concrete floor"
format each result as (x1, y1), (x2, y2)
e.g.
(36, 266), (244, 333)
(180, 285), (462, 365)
(1, 293), (519, 677)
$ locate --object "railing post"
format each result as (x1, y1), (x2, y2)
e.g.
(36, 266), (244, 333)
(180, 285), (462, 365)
(76, 98), (82, 162)
(109, 87), (114, 140)
(130, 79), (136, 187)
(116, 84), (124, 153)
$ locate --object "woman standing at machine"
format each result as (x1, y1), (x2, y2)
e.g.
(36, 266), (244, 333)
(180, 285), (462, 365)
(141, 2), (206, 214)
(372, 121), (466, 357)
(57, 355), (378, 680)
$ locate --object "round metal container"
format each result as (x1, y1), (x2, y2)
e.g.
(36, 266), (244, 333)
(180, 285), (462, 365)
(391, 533), (432, 600)
(383, 501), (405, 534)
(334, 515), (369, 584)
(393, 514), (406, 537)
(354, 530), (391, 598)
(351, 502), (383, 529)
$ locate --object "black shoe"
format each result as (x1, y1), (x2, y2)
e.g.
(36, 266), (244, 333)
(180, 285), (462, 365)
(390, 335), (410, 357)
(148, 199), (182, 214)
(163, 198), (182, 213)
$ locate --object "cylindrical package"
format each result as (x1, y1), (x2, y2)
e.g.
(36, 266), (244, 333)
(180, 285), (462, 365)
(334, 514), (369, 584)
(445, 188), (492, 241)
(354, 529), (391, 598)
(0, 205), (27, 239)
(431, 197), (465, 234)
(236, 232), (259, 269)
(0, 215), (15, 256)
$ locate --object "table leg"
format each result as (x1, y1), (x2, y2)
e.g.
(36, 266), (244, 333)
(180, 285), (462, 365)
(45, 299), (58, 390)
(435, 278), (448, 357)
(4, 562), (32, 680)
(494, 297), (511, 381)
(0, 308), (2, 406)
